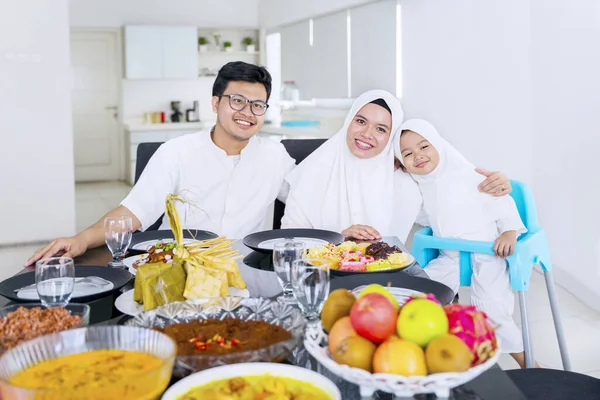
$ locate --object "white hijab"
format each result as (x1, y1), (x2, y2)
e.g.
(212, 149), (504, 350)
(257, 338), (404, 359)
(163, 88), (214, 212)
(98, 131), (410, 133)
(285, 90), (422, 239)
(395, 119), (514, 237)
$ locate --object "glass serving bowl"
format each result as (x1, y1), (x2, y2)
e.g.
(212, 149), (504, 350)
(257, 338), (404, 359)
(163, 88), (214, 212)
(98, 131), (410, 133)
(0, 303), (90, 356)
(125, 296), (308, 377)
(0, 326), (176, 400)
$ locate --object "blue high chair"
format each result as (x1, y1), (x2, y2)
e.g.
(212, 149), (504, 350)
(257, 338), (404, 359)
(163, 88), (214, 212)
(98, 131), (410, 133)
(411, 180), (571, 370)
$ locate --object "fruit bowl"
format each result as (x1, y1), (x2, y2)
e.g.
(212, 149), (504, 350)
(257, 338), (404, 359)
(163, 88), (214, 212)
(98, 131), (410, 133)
(304, 323), (500, 398)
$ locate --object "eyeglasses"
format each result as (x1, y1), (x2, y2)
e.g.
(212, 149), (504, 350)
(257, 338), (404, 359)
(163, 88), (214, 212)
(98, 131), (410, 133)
(219, 94), (269, 116)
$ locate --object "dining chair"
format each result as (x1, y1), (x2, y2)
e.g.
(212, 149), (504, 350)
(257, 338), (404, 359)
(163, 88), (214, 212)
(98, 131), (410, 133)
(272, 138), (328, 229)
(134, 142), (164, 231)
(410, 180), (571, 370)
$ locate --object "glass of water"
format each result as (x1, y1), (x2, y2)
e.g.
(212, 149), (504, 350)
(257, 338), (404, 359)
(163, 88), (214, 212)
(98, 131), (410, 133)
(273, 240), (305, 304)
(291, 258), (330, 328)
(104, 216), (133, 268)
(36, 257), (75, 307)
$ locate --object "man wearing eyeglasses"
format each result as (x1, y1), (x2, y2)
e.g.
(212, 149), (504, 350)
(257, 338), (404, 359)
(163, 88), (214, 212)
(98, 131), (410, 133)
(26, 62), (296, 265)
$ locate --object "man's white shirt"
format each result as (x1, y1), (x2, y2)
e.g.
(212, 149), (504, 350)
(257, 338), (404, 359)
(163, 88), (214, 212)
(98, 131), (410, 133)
(121, 130), (296, 239)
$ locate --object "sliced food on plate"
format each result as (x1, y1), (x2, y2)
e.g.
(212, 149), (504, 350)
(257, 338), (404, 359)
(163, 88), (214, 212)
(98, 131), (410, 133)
(308, 241), (412, 272)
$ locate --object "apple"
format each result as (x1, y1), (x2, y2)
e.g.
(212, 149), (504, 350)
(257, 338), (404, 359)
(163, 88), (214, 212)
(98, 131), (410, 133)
(358, 283), (399, 310)
(397, 299), (448, 347)
(350, 293), (398, 343)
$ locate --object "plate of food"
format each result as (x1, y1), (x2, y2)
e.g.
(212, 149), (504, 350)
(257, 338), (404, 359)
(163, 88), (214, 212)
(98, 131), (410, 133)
(161, 362), (341, 400)
(123, 239), (179, 274)
(308, 241), (416, 276)
(124, 194), (251, 315)
(129, 229), (218, 252)
(125, 297), (307, 377)
(305, 290), (500, 398)
(115, 285), (250, 317)
(243, 229), (345, 254)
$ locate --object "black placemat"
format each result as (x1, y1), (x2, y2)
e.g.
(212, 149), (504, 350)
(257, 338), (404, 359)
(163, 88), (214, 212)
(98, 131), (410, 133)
(0, 266), (133, 303)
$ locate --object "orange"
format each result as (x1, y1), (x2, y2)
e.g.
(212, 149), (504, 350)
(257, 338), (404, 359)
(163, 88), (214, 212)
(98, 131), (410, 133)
(372, 339), (427, 376)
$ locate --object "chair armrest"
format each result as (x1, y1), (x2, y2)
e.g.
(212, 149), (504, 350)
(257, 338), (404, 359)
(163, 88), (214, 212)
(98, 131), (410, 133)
(414, 227), (496, 255)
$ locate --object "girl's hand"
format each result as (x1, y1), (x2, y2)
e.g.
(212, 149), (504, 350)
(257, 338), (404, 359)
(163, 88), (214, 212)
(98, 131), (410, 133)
(476, 168), (512, 197)
(494, 231), (517, 258)
(342, 225), (381, 241)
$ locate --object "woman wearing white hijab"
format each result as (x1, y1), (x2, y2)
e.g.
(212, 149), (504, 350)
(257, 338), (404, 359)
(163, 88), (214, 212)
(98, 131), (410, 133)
(281, 90), (422, 242)
(396, 118), (532, 368)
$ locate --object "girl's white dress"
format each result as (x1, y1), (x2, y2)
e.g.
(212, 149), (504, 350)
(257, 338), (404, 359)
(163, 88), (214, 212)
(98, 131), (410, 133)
(395, 119), (526, 353)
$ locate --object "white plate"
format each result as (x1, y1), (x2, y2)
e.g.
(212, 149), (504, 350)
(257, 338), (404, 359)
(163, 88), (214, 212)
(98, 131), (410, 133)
(16, 280), (115, 300)
(257, 237), (329, 250)
(115, 287), (252, 317)
(123, 254), (148, 275)
(161, 362), (341, 400)
(351, 286), (422, 307)
(131, 238), (201, 251)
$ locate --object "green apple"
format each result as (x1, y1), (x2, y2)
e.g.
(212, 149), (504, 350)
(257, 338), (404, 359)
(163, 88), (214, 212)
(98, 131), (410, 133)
(397, 299), (449, 347)
(358, 283), (399, 310)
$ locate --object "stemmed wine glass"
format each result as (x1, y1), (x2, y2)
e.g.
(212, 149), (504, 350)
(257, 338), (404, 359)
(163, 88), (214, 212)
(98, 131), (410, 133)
(273, 239), (305, 304)
(104, 216), (133, 268)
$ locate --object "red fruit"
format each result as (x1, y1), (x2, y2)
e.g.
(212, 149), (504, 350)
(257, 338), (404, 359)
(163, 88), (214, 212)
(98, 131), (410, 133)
(350, 293), (398, 344)
(444, 304), (498, 366)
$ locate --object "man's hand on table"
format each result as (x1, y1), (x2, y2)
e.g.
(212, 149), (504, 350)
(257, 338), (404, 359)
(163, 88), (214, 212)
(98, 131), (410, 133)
(25, 205), (141, 267)
(25, 236), (88, 267)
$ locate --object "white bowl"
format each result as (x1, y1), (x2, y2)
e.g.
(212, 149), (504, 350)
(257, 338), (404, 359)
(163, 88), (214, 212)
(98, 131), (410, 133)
(161, 362), (341, 400)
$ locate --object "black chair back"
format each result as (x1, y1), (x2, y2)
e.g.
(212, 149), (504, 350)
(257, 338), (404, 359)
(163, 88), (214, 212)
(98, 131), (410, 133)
(272, 138), (328, 229)
(134, 142), (164, 231)
(135, 142), (164, 184)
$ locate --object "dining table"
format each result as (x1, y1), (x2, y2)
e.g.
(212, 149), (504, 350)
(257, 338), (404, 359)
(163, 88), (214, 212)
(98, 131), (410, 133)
(0, 235), (531, 399)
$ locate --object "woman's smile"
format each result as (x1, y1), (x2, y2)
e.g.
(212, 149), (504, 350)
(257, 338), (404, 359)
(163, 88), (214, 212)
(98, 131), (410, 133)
(355, 138), (374, 150)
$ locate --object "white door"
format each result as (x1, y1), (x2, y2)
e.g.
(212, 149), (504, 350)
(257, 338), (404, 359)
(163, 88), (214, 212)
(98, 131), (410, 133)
(70, 30), (121, 182)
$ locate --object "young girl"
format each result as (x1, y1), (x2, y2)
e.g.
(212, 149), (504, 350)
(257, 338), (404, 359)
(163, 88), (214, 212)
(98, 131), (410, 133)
(395, 118), (531, 368)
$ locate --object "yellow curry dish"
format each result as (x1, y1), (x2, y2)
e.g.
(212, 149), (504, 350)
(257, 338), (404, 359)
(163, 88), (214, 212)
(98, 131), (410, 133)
(178, 375), (333, 400)
(8, 349), (171, 400)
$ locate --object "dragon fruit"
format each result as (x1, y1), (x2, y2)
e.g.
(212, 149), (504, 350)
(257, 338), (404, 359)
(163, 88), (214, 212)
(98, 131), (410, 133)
(402, 293), (441, 307)
(444, 304), (498, 366)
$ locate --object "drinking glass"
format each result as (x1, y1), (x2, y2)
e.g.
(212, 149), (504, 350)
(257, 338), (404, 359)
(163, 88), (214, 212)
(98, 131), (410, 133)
(291, 258), (330, 329)
(273, 240), (305, 304)
(36, 257), (75, 307)
(104, 216), (133, 268)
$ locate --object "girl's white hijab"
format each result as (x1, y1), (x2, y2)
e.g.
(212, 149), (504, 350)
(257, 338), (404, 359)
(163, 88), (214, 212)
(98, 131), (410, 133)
(394, 118), (475, 184)
(285, 90), (418, 237)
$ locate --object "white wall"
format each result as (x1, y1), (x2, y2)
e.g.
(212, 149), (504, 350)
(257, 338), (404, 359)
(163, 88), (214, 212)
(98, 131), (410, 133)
(69, 0), (259, 28)
(401, 0), (600, 310)
(260, 0), (377, 28)
(122, 78), (216, 123)
(400, 0), (533, 184)
(350, 0), (397, 97)
(0, 0), (76, 245)
(530, 0), (600, 309)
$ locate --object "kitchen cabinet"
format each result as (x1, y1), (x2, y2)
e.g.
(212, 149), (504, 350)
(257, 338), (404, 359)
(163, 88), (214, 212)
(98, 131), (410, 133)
(125, 26), (198, 79)
(125, 122), (211, 184)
